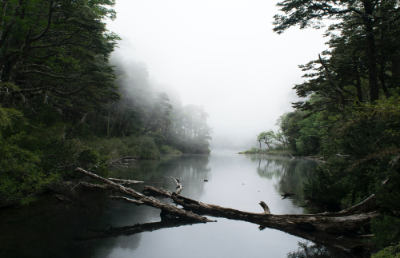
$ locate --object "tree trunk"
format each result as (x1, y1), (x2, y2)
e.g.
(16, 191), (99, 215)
(75, 167), (381, 253)
(363, 3), (379, 101)
(143, 186), (379, 233)
(352, 53), (364, 102)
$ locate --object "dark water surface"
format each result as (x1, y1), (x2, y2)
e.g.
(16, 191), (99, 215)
(0, 153), (348, 258)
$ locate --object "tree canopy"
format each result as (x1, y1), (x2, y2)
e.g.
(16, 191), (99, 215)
(0, 1), (213, 207)
(271, 0), (400, 250)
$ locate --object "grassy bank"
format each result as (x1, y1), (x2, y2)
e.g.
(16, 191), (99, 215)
(238, 147), (292, 156)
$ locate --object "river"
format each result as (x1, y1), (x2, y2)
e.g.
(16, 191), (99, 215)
(0, 153), (352, 258)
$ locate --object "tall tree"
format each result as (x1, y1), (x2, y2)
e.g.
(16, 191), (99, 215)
(257, 130), (275, 150)
(273, 0), (400, 101)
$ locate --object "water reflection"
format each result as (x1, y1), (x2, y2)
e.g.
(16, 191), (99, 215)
(0, 153), (357, 258)
(77, 217), (196, 243)
(287, 241), (358, 258)
(112, 154), (211, 200)
(247, 155), (317, 212)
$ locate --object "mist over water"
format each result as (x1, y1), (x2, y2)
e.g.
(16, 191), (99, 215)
(106, 0), (330, 151)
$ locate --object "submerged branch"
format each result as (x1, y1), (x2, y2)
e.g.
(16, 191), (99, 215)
(76, 167), (215, 223)
(76, 218), (196, 243)
(75, 167), (380, 254)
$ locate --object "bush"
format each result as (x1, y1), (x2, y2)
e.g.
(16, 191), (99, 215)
(78, 149), (100, 165)
(372, 215), (400, 248)
(372, 243), (400, 258)
(0, 130), (60, 206)
(159, 145), (182, 154)
(84, 135), (160, 160)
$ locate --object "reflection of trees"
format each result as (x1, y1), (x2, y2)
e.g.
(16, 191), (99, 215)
(110, 154), (210, 181)
(110, 154), (211, 201)
(0, 190), (126, 257)
(84, 155), (211, 254)
(245, 155), (317, 209)
(274, 160), (316, 207)
(287, 241), (353, 258)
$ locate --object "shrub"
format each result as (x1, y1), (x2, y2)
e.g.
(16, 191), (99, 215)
(372, 243), (400, 258)
(78, 149), (100, 165)
(159, 145), (182, 154)
(372, 215), (400, 249)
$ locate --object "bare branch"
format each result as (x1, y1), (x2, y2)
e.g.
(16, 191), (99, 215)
(76, 167), (214, 223)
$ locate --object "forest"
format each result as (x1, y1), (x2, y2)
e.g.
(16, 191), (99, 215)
(0, 0), (212, 208)
(1, 0), (400, 257)
(242, 0), (400, 256)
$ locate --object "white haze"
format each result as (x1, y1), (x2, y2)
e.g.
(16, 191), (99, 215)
(106, 0), (329, 152)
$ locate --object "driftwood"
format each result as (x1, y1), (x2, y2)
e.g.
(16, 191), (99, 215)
(143, 186), (379, 233)
(336, 153), (350, 158)
(75, 167), (380, 254)
(108, 156), (139, 166)
(108, 178), (144, 185)
(281, 189), (295, 199)
(144, 186), (379, 254)
(76, 168), (214, 223)
(163, 175), (183, 194)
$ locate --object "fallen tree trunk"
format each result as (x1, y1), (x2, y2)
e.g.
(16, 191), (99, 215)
(143, 186), (379, 234)
(75, 167), (380, 254)
(76, 168), (214, 223)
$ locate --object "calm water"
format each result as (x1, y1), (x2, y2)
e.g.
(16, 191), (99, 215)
(0, 153), (348, 258)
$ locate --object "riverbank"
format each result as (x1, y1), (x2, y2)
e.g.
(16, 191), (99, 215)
(238, 147), (292, 155)
(238, 148), (326, 162)
(1, 154), (344, 258)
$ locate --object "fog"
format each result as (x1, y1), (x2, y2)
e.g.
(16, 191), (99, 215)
(106, 0), (329, 152)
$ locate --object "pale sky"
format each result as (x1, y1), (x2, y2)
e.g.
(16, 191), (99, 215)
(106, 0), (329, 151)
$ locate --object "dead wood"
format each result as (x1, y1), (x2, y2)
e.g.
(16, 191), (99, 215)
(76, 167), (379, 232)
(75, 167), (380, 254)
(143, 186), (379, 234)
(108, 178), (144, 185)
(76, 167), (215, 223)
(163, 175), (183, 194)
(281, 189), (295, 199)
(336, 153), (351, 158)
(108, 156), (139, 166)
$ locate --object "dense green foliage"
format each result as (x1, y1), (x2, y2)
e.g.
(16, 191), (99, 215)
(0, 1), (211, 207)
(372, 243), (400, 258)
(271, 0), (400, 250)
(0, 0), (120, 207)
